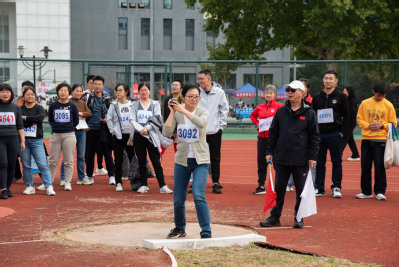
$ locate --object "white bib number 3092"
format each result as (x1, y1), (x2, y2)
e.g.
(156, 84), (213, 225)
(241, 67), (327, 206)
(177, 124), (199, 143)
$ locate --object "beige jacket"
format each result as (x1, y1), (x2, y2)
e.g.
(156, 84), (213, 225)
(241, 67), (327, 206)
(162, 107), (210, 167)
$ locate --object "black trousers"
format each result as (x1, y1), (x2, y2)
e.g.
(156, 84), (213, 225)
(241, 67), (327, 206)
(206, 129), (223, 184)
(134, 133), (165, 187)
(86, 129), (115, 178)
(0, 136), (19, 189)
(270, 163), (308, 218)
(96, 141), (104, 169)
(341, 123), (359, 158)
(112, 134), (135, 185)
(360, 140), (387, 195)
(257, 136), (268, 187)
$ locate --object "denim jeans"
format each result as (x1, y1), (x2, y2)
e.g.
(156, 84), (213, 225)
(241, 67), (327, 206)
(173, 158), (211, 236)
(315, 132), (343, 190)
(61, 130), (86, 181)
(20, 138), (52, 188)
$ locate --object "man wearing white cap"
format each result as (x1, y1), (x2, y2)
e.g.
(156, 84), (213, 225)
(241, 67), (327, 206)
(260, 80), (319, 228)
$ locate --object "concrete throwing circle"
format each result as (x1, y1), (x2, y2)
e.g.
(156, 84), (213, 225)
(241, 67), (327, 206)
(0, 207), (15, 218)
(65, 222), (257, 247)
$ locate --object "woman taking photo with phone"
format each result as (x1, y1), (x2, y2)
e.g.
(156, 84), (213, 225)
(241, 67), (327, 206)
(163, 83), (212, 239)
(0, 83), (25, 199)
(20, 87), (55, 196)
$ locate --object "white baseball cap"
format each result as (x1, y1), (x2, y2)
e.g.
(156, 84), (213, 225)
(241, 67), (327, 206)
(284, 80), (305, 91)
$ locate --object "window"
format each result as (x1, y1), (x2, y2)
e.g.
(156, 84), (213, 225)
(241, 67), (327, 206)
(140, 0), (150, 8)
(141, 18), (150, 50)
(118, 18), (128, 50)
(134, 72), (150, 83)
(173, 73), (196, 83)
(0, 61), (10, 83)
(116, 72), (126, 83)
(118, 0), (127, 8)
(163, 19), (172, 50)
(163, 0), (172, 9)
(185, 19), (194, 51)
(206, 30), (215, 48)
(0, 12), (10, 53)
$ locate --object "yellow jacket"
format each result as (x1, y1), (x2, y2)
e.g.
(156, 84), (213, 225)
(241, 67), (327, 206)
(357, 97), (397, 140)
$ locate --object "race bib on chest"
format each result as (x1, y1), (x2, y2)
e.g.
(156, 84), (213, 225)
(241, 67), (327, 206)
(137, 110), (152, 124)
(24, 125), (37, 137)
(317, 108), (334, 124)
(120, 112), (131, 127)
(54, 109), (70, 123)
(0, 112), (16, 125)
(259, 117), (273, 132)
(177, 124), (199, 144)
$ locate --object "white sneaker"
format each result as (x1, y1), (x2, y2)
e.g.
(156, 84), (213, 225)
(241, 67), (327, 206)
(122, 176), (128, 180)
(347, 157), (360, 161)
(46, 186), (56, 196)
(96, 167), (108, 176)
(77, 176), (93, 185)
(60, 180), (65, 187)
(286, 186), (294, 192)
(160, 185), (173, 194)
(64, 182), (72, 191)
(109, 176), (116, 185)
(88, 177), (94, 184)
(116, 183), (123, 192)
(23, 186), (35, 195)
(376, 193), (387, 200)
(37, 184), (46, 191)
(332, 187), (342, 198)
(137, 185), (149, 193)
(356, 193), (373, 199)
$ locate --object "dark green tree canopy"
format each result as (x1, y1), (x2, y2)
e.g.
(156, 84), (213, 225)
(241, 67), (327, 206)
(186, 0), (399, 60)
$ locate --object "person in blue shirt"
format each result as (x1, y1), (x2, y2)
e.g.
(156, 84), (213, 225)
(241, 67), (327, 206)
(47, 83), (79, 191)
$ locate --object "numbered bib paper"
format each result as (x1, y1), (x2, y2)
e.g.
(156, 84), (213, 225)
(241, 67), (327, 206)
(24, 125), (37, 137)
(177, 124), (199, 143)
(317, 108), (333, 124)
(54, 110), (71, 123)
(0, 112), (16, 125)
(137, 110), (152, 124)
(259, 117), (273, 132)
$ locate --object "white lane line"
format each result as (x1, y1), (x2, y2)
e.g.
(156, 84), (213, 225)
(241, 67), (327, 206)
(0, 240), (44, 245)
(253, 226), (312, 230)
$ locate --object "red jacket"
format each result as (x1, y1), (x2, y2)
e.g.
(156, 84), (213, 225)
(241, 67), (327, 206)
(250, 99), (283, 138)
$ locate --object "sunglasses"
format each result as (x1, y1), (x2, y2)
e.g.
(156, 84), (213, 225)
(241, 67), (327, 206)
(286, 88), (298, 93)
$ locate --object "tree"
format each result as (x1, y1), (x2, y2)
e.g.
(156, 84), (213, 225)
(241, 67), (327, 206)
(186, 0), (399, 69)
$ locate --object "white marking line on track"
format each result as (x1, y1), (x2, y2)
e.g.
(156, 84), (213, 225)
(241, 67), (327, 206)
(253, 226), (312, 230)
(0, 240), (44, 245)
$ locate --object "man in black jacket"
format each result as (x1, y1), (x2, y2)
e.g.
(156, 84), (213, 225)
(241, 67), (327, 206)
(312, 70), (350, 198)
(260, 80), (319, 228)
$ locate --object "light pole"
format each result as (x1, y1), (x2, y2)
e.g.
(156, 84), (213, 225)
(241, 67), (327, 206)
(18, 45), (52, 89)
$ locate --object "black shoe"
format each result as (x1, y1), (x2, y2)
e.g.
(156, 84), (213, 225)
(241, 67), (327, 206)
(201, 233), (212, 239)
(130, 180), (141, 191)
(0, 189), (9, 199)
(293, 218), (304, 228)
(253, 186), (266, 195)
(217, 183), (223, 189)
(315, 189), (326, 196)
(212, 184), (222, 194)
(260, 216), (281, 227)
(188, 189), (192, 194)
(167, 228), (186, 239)
(6, 189), (13, 198)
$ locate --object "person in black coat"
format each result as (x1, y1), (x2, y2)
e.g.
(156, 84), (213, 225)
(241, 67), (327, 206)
(341, 86), (360, 160)
(260, 80), (319, 228)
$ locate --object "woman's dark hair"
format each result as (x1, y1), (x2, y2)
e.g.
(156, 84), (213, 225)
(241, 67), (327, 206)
(56, 83), (72, 96)
(0, 83), (15, 103)
(71, 84), (84, 92)
(182, 83), (200, 97)
(22, 86), (37, 100)
(299, 78), (310, 89)
(22, 80), (35, 88)
(138, 82), (150, 91)
(115, 83), (130, 97)
(344, 86), (357, 100)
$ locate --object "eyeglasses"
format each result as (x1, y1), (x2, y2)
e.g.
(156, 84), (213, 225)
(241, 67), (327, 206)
(186, 95), (200, 100)
(285, 88), (298, 93)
